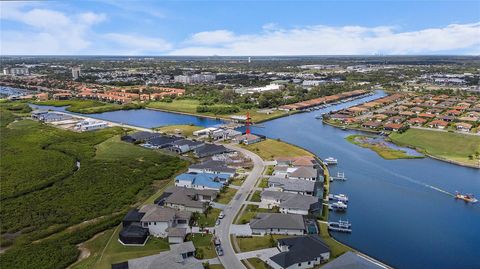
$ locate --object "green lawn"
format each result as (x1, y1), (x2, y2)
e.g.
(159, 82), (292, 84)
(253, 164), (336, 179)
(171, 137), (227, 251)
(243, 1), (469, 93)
(236, 205), (276, 224)
(258, 177), (269, 188)
(229, 176), (245, 186)
(216, 187), (238, 204)
(241, 139), (313, 161)
(346, 134), (424, 160)
(187, 233), (217, 259)
(250, 191), (262, 202)
(155, 124), (204, 137)
(235, 235), (290, 252)
(246, 258), (269, 269)
(147, 99), (289, 123)
(195, 208), (221, 227)
(389, 128), (480, 166)
(76, 226), (169, 269)
(318, 222), (354, 258)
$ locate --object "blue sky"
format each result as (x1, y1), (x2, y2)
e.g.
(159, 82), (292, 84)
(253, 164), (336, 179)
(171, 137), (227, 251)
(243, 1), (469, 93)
(1, 1), (479, 55)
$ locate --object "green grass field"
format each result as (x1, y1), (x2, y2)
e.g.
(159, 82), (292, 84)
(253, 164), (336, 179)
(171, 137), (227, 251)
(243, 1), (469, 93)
(72, 226), (170, 269)
(195, 208), (221, 227)
(216, 187), (238, 204)
(155, 124), (204, 137)
(258, 177), (269, 188)
(147, 99), (289, 123)
(318, 222), (354, 258)
(246, 258), (269, 269)
(187, 233), (217, 259)
(250, 191), (262, 202)
(346, 134), (424, 160)
(236, 205), (276, 224)
(241, 139), (313, 160)
(389, 129), (480, 166)
(229, 176), (245, 186)
(33, 99), (144, 114)
(235, 235), (290, 252)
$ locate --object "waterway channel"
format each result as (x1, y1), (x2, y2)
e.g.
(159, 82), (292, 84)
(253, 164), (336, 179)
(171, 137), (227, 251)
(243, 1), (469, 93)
(29, 90), (480, 269)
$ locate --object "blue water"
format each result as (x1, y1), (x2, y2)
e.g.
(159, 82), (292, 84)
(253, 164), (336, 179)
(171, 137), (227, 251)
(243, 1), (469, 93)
(30, 91), (480, 269)
(29, 104), (224, 128)
(242, 92), (480, 269)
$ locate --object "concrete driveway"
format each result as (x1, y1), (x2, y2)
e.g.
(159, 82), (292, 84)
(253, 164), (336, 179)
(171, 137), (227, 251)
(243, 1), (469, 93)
(230, 224), (252, 236)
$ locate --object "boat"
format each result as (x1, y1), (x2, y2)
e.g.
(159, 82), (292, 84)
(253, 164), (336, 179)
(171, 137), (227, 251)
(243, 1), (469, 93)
(324, 157), (338, 165)
(328, 220), (352, 233)
(455, 192), (478, 203)
(315, 115), (323, 119)
(329, 201), (348, 211)
(329, 193), (349, 203)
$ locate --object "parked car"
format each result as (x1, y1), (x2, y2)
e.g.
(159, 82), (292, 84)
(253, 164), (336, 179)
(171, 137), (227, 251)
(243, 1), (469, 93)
(219, 211), (225, 219)
(216, 246), (224, 256)
(215, 219), (220, 226)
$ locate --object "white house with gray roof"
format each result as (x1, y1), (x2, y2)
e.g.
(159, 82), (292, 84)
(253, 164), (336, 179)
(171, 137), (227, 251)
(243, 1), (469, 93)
(139, 205), (191, 238)
(160, 186), (218, 213)
(271, 235), (330, 269)
(260, 190), (321, 215)
(249, 213), (306, 236)
(268, 177), (317, 196)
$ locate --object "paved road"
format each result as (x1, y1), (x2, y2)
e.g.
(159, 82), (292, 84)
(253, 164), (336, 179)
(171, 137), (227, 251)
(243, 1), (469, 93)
(215, 144), (265, 269)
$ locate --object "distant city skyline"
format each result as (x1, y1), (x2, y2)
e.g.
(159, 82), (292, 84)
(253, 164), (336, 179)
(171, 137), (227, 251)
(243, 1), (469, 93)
(1, 0), (479, 56)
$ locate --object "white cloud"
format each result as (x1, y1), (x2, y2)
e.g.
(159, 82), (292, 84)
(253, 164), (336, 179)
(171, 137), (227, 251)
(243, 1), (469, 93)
(0, 3), (171, 55)
(188, 30), (236, 45)
(104, 33), (172, 53)
(170, 23), (480, 56)
(0, 3), (106, 54)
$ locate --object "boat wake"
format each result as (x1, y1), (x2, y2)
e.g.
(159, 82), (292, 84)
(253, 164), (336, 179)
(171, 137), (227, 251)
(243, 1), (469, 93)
(350, 157), (456, 197)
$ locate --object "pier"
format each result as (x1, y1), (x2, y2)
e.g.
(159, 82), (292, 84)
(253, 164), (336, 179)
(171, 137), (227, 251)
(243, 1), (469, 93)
(330, 171), (347, 181)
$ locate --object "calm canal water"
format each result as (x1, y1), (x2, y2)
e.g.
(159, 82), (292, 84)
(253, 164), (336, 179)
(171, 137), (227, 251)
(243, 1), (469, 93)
(30, 90), (480, 269)
(246, 92), (480, 269)
(29, 104), (225, 128)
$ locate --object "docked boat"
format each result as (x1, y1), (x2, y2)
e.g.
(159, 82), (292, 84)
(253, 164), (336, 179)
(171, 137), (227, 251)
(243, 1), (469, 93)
(328, 220), (352, 233)
(324, 157), (338, 165)
(329, 193), (349, 203)
(329, 201), (347, 211)
(455, 192), (478, 203)
(315, 115), (323, 119)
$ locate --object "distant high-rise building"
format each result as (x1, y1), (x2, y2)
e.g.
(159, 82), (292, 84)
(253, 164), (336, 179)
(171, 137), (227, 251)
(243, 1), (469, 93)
(248, 57), (251, 63)
(72, 67), (81, 80)
(3, 67), (29, 76)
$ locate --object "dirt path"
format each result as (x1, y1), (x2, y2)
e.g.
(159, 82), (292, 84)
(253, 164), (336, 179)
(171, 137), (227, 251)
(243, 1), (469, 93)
(66, 231), (106, 269)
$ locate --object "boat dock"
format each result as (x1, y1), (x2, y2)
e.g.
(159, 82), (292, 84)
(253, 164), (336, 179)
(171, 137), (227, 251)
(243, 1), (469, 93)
(330, 171), (347, 181)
